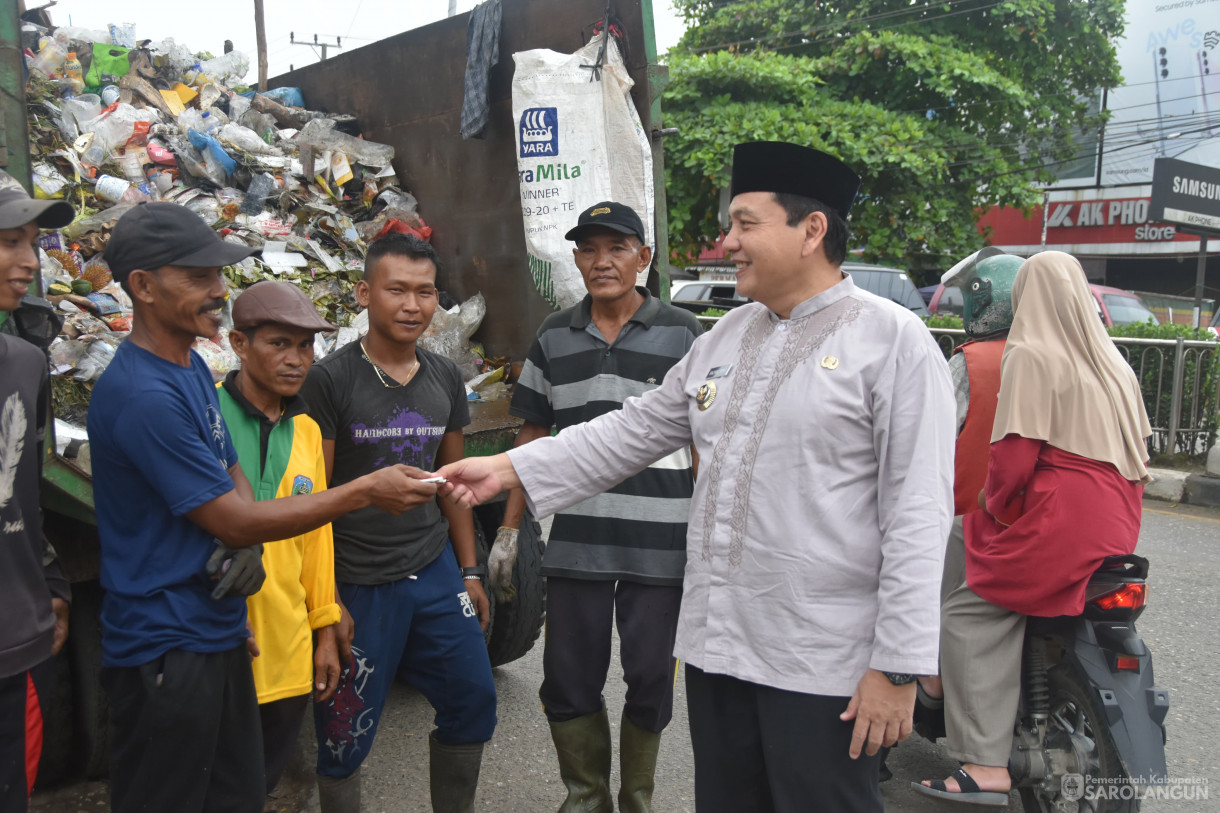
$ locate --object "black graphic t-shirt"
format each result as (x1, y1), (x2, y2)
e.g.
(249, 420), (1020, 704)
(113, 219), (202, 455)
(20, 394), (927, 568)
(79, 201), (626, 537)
(301, 342), (470, 584)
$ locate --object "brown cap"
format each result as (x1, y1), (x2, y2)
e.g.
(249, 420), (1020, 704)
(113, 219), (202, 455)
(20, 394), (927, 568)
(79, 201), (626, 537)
(232, 281), (336, 332)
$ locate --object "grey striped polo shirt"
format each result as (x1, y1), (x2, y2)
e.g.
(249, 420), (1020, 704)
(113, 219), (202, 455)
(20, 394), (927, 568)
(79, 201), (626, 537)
(510, 287), (702, 585)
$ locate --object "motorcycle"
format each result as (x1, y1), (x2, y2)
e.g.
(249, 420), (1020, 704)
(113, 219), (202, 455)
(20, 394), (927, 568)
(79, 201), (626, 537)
(913, 553), (1169, 812)
(1008, 553), (1169, 812)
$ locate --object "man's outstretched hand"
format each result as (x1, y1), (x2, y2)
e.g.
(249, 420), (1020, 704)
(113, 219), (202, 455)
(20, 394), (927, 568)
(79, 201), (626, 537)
(434, 454), (519, 508)
(362, 465), (439, 514)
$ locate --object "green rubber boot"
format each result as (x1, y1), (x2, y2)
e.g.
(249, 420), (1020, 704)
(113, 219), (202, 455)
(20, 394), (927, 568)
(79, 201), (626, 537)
(549, 707), (614, 812)
(617, 713), (662, 813)
(429, 732), (484, 813)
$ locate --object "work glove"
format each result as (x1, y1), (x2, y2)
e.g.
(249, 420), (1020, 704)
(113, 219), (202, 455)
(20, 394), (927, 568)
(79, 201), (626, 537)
(488, 526), (519, 602)
(206, 541), (266, 600)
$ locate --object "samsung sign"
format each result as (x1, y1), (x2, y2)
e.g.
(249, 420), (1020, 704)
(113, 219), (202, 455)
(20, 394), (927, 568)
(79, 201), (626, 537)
(1149, 158), (1220, 234)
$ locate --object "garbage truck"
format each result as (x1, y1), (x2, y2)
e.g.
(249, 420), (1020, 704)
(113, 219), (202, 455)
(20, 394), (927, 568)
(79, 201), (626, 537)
(4, 0), (675, 783)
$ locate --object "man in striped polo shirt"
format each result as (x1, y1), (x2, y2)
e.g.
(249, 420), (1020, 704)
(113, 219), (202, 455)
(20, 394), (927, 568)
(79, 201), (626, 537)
(496, 201), (701, 813)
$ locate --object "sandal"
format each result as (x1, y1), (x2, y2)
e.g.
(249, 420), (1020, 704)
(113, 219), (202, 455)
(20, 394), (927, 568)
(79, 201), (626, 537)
(911, 767), (1010, 806)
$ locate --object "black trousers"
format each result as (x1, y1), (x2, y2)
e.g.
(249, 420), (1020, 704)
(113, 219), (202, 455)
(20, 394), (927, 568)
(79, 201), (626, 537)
(540, 577), (682, 733)
(259, 693), (309, 794)
(685, 665), (883, 813)
(0, 660), (50, 813)
(102, 646), (264, 813)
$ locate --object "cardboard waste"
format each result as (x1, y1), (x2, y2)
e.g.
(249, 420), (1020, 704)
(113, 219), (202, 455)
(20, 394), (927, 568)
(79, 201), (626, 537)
(21, 19), (506, 438)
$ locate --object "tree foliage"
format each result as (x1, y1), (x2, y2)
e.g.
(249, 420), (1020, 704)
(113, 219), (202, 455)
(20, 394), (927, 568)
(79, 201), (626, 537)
(663, 0), (1126, 274)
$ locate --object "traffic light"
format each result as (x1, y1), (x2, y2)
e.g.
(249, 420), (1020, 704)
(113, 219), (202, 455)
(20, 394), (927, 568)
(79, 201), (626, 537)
(1160, 46), (1169, 79)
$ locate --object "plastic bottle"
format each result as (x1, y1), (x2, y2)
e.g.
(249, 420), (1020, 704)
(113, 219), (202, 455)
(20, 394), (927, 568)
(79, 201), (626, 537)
(62, 52), (84, 93)
(187, 129), (237, 181)
(94, 175), (152, 205)
(199, 111), (220, 135)
(116, 151), (146, 184)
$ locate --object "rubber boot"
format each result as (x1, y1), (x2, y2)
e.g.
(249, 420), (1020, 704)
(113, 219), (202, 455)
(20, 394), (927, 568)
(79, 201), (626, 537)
(429, 732), (484, 813)
(317, 768), (361, 813)
(617, 713), (662, 813)
(549, 707), (614, 812)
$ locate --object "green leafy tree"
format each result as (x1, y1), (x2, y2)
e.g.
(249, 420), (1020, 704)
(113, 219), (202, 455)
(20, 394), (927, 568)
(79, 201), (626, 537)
(664, 0), (1125, 275)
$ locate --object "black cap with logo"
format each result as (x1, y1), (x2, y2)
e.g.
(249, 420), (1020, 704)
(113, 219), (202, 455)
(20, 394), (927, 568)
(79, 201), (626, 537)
(104, 202), (258, 284)
(564, 201), (647, 243)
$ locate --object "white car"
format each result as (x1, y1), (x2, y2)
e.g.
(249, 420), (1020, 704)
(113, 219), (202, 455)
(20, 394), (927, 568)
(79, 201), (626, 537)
(671, 263), (929, 316)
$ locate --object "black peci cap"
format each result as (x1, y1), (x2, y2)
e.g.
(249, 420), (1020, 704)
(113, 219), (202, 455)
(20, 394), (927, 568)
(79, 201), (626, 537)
(564, 201), (647, 242)
(104, 202), (257, 283)
(730, 141), (862, 220)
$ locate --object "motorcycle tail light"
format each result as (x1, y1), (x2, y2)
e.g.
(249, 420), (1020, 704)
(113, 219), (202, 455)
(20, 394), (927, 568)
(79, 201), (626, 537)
(1089, 582), (1147, 612)
(1115, 655), (1141, 671)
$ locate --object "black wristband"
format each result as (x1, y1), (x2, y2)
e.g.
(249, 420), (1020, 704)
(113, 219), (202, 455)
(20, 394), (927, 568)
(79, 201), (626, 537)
(461, 564), (488, 578)
(882, 671), (917, 686)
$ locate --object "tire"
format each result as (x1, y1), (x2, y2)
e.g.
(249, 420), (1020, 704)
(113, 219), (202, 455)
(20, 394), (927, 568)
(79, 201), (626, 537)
(1019, 665), (1137, 813)
(34, 650), (75, 788)
(67, 580), (110, 780)
(474, 503), (546, 668)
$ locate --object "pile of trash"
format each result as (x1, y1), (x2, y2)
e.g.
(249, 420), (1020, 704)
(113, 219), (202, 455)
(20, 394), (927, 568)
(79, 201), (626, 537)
(22, 20), (501, 426)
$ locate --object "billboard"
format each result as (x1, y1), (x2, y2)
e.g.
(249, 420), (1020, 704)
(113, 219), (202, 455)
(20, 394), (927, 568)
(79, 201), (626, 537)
(1150, 157), (1220, 232)
(1100, 0), (1220, 186)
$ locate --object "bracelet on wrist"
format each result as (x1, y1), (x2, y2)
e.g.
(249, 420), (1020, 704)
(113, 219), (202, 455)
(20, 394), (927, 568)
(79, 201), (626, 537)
(463, 574), (483, 581)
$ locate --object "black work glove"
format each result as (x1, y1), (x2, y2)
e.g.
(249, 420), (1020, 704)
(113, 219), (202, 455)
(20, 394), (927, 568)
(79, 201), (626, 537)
(205, 541), (266, 600)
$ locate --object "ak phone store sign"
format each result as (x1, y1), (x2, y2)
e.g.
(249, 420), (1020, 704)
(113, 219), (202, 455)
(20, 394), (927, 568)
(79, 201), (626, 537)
(1150, 158), (1220, 234)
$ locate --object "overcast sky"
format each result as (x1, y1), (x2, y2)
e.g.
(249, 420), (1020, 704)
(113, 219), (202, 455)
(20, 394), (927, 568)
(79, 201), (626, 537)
(37, 0), (687, 80)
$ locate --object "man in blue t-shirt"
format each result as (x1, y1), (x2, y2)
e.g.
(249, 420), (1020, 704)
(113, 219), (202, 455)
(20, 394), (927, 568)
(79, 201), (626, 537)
(89, 204), (433, 813)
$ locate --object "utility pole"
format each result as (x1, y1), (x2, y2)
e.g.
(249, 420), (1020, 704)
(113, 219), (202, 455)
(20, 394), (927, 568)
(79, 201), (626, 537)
(253, 0), (268, 90)
(290, 32), (344, 63)
(448, 0), (458, 15)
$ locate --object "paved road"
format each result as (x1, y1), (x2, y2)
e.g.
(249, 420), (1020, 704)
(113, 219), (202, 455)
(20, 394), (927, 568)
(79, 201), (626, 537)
(33, 500), (1219, 811)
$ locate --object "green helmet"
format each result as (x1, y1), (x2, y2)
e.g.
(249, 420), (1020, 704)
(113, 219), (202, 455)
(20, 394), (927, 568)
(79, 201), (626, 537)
(941, 247), (1023, 340)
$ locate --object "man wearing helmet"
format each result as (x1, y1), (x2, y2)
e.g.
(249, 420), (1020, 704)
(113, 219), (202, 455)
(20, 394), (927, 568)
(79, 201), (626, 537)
(907, 247), (1023, 745)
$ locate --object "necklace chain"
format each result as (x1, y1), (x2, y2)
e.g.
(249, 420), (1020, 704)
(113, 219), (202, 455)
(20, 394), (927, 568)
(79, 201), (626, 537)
(359, 341), (419, 389)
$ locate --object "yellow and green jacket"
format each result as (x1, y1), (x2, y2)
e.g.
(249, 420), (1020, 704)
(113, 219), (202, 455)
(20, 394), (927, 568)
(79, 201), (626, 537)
(217, 373), (341, 704)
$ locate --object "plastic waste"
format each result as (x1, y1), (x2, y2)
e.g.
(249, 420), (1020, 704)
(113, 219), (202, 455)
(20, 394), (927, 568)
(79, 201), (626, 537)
(72, 340), (117, 382)
(94, 174), (152, 205)
(217, 122), (279, 156)
(108, 23), (137, 49)
(187, 129), (237, 181)
(260, 87), (305, 108)
(153, 38), (196, 74)
(83, 104), (158, 158)
(49, 339), (88, 369)
(63, 203), (139, 240)
(296, 118), (395, 168)
(32, 163), (70, 199)
(116, 151), (146, 184)
(199, 51), (250, 86)
(54, 26), (113, 45)
(420, 293), (487, 379)
(62, 52), (84, 93)
(239, 110), (278, 143)
(240, 172), (278, 214)
(62, 94), (101, 138)
(29, 37), (67, 78)
(228, 93), (252, 122)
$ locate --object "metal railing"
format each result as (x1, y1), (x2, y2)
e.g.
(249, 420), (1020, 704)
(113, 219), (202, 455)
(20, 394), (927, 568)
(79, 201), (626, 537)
(928, 329), (1220, 459)
(696, 318), (1218, 457)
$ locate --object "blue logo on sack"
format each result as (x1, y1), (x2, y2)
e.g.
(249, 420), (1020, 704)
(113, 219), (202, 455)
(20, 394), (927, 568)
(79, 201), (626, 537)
(520, 107), (558, 157)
